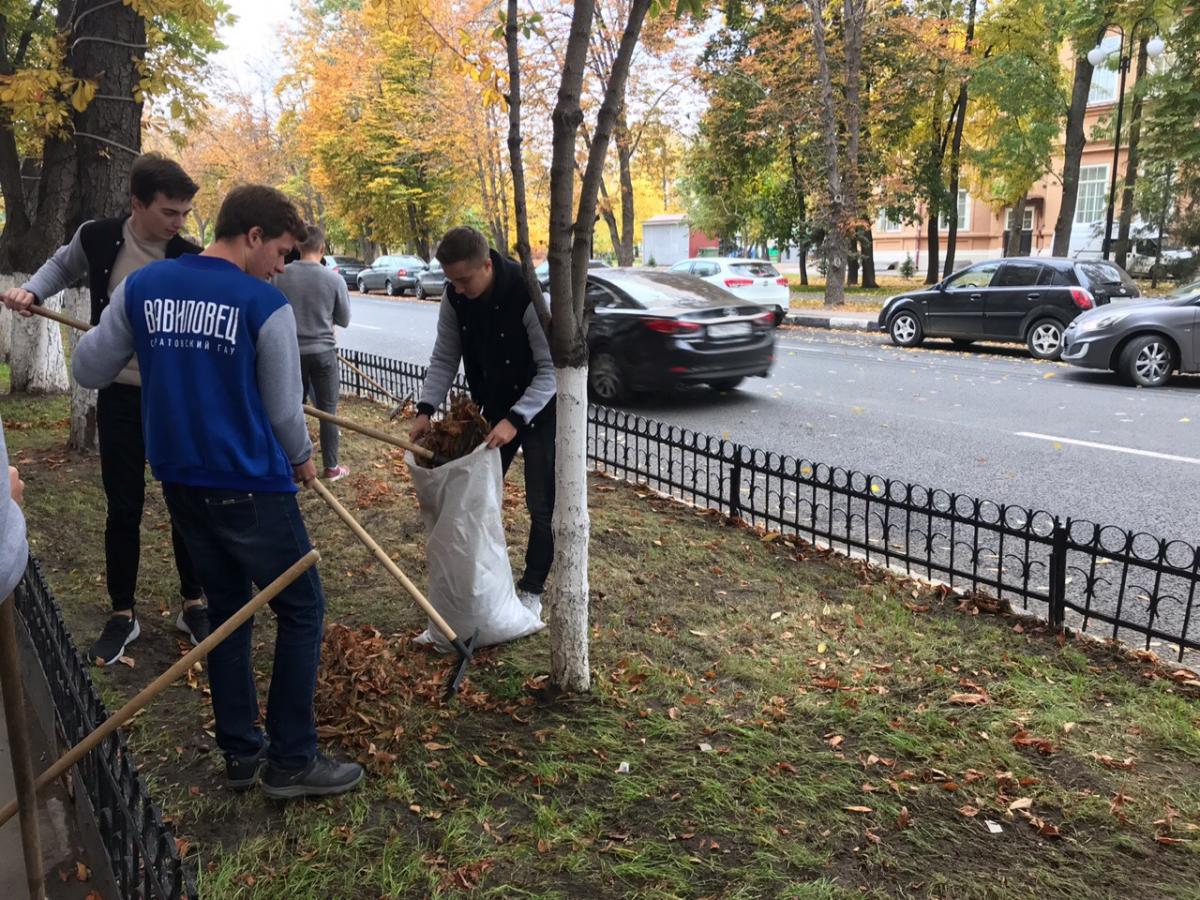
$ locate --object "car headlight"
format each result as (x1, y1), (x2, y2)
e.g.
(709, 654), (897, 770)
(1077, 313), (1127, 333)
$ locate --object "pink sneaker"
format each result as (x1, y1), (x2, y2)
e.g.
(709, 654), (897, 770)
(324, 465), (349, 482)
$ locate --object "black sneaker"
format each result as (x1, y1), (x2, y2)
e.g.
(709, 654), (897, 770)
(89, 614), (141, 667)
(225, 744), (268, 792)
(261, 754), (364, 800)
(176, 604), (211, 646)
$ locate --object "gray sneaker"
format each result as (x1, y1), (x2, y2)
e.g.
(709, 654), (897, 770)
(260, 754), (364, 800)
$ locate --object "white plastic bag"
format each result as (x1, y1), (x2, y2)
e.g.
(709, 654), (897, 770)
(406, 443), (544, 651)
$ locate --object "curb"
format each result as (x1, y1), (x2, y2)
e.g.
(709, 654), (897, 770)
(783, 312), (877, 332)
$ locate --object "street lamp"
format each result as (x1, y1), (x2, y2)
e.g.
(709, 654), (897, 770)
(1088, 20), (1165, 261)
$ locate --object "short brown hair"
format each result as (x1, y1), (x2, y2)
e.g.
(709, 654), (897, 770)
(435, 226), (489, 266)
(298, 223), (325, 255)
(130, 153), (198, 205)
(214, 185), (307, 243)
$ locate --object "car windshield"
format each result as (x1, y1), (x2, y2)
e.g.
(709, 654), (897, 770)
(1078, 262), (1133, 287)
(592, 271), (737, 308)
(729, 262), (780, 278)
(332, 257), (363, 266)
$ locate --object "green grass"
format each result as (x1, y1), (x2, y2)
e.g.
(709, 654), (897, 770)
(3, 386), (1200, 899)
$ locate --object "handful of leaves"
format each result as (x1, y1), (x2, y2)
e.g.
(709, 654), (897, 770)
(413, 394), (490, 468)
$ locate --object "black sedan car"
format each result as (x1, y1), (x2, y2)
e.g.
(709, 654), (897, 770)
(1062, 280), (1200, 386)
(584, 269), (775, 403)
(878, 257), (1139, 360)
(323, 255), (368, 289)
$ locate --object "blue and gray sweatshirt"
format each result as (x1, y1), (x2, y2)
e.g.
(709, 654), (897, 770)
(73, 255), (312, 493)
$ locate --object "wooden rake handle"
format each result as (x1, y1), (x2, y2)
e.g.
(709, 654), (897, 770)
(28, 303), (93, 333)
(308, 479), (459, 642)
(0, 549), (321, 829)
(304, 404), (434, 461)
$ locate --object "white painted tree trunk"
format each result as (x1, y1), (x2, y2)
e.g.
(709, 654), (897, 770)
(63, 288), (98, 451)
(6, 275), (69, 395)
(548, 365), (591, 691)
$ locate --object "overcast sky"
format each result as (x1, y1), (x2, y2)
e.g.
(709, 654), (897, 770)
(210, 0), (294, 93)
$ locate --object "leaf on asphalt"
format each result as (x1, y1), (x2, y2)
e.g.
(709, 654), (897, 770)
(844, 805), (873, 814)
(1008, 797), (1034, 812)
(948, 693), (989, 706)
(1043, 372), (1055, 379)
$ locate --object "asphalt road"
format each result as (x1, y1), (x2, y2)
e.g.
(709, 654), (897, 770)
(338, 292), (1200, 548)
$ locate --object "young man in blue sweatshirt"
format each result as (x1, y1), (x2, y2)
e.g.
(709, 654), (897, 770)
(72, 185), (363, 799)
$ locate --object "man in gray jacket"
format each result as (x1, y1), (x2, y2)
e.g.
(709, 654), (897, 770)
(1, 416), (28, 602)
(273, 225), (352, 481)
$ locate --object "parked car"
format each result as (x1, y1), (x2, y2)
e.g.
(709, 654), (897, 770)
(535, 258), (609, 289)
(356, 255), (428, 296)
(415, 260), (446, 300)
(877, 257), (1140, 360)
(1125, 240), (1196, 280)
(668, 257), (790, 325)
(583, 268), (776, 404)
(1062, 279), (1200, 387)
(322, 255), (368, 289)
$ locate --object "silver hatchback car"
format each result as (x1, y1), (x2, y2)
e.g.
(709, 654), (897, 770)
(1062, 280), (1200, 386)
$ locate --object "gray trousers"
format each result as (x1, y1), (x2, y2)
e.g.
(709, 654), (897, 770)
(301, 350), (340, 470)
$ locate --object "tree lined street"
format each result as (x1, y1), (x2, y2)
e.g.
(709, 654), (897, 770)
(340, 295), (1200, 547)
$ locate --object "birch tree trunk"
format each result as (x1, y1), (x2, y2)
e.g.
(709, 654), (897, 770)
(0, 304), (11, 364)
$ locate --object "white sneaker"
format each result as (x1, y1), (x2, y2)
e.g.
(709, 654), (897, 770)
(517, 589), (543, 619)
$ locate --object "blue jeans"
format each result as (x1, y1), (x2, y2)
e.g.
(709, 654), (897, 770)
(163, 484), (324, 769)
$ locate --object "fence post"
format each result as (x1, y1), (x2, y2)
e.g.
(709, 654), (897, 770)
(727, 444), (743, 520)
(1048, 518), (1068, 631)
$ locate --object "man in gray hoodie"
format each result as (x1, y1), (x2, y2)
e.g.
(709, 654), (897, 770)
(1, 416), (29, 602)
(272, 225), (352, 481)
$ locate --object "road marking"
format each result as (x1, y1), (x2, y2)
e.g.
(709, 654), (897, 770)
(776, 344), (826, 353)
(349, 323), (383, 331)
(1015, 432), (1200, 466)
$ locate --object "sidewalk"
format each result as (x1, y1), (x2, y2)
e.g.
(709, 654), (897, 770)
(783, 307), (878, 331)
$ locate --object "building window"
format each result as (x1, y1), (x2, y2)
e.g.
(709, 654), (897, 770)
(938, 190), (971, 231)
(1088, 36), (1120, 104)
(1006, 206), (1035, 231)
(1074, 165), (1109, 225)
(876, 210), (902, 233)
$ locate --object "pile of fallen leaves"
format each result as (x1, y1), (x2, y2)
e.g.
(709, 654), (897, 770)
(314, 623), (534, 771)
(412, 393), (490, 468)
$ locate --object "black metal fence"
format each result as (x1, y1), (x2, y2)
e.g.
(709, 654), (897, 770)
(337, 349), (1200, 664)
(14, 558), (194, 899)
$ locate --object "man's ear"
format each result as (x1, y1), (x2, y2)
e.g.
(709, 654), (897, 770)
(247, 226), (264, 248)
(130, 196), (146, 214)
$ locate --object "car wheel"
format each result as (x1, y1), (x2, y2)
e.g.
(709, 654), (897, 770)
(888, 310), (923, 348)
(1118, 335), (1175, 387)
(1026, 319), (1064, 360)
(385, 279), (399, 297)
(357, 278), (368, 294)
(709, 377), (744, 392)
(588, 352), (627, 404)
(416, 282), (426, 300)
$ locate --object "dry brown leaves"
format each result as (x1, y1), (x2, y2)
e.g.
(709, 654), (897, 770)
(413, 394), (490, 468)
